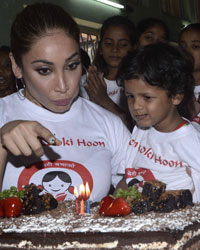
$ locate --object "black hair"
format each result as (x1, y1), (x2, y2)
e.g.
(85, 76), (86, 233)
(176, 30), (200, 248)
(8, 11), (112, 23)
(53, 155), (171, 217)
(118, 43), (195, 120)
(0, 45), (10, 52)
(93, 15), (136, 76)
(179, 23), (200, 38)
(136, 17), (169, 42)
(10, 2), (80, 68)
(80, 48), (91, 74)
(42, 171), (72, 183)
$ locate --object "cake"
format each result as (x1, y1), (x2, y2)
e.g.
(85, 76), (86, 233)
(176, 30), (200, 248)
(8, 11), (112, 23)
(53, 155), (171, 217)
(0, 200), (200, 249)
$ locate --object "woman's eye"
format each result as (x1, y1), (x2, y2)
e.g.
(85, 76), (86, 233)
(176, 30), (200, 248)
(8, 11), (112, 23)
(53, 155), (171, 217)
(67, 61), (81, 71)
(36, 68), (51, 75)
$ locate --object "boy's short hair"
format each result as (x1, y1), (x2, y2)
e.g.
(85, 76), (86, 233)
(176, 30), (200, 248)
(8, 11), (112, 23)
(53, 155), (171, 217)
(118, 43), (195, 119)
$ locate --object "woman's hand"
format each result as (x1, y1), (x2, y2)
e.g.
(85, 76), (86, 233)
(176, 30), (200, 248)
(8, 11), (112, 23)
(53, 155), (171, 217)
(0, 120), (61, 157)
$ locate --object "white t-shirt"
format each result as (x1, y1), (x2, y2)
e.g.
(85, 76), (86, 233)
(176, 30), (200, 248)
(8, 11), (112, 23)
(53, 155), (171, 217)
(194, 85), (200, 100)
(0, 93), (131, 202)
(192, 85), (200, 132)
(80, 75), (127, 110)
(118, 124), (200, 202)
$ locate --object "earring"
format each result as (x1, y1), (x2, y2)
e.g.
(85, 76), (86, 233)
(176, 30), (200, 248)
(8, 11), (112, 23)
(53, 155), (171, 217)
(16, 78), (26, 100)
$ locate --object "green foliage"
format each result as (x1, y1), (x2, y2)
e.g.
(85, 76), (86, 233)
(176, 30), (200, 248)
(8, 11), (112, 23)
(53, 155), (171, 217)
(115, 186), (140, 202)
(0, 186), (24, 200)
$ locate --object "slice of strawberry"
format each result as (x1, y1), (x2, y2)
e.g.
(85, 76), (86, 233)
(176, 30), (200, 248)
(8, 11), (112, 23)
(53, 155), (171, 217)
(104, 197), (131, 217)
(4, 197), (23, 218)
(0, 199), (5, 217)
(99, 196), (114, 215)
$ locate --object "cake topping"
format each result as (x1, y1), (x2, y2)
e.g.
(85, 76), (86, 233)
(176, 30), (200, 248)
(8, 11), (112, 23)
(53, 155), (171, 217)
(0, 184), (58, 218)
(99, 196), (131, 216)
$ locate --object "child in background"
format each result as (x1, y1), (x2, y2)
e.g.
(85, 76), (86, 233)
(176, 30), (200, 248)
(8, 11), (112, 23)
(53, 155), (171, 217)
(179, 23), (200, 129)
(80, 15), (136, 130)
(118, 43), (200, 202)
(136, 17), (169, 48)
(0, 46), (16, 97)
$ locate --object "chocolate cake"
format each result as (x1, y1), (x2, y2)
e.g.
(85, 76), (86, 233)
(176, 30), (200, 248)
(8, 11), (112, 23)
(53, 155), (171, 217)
(0, 200), (200, 249)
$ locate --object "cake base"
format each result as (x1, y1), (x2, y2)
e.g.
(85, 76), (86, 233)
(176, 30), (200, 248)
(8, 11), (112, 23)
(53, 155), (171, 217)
(1, 229), (200, 250)
(1, 201), (200, 249)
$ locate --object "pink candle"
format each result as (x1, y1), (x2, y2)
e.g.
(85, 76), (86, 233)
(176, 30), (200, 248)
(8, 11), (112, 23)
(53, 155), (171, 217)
(79, 184), (85, 215)
(75, 199), (79, 215)
(74, 186), (79, 215)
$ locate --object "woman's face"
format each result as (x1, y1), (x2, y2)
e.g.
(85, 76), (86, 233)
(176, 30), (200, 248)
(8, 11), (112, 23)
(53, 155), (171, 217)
(138, 24), (167, 48)
(11, 29), (82, 113)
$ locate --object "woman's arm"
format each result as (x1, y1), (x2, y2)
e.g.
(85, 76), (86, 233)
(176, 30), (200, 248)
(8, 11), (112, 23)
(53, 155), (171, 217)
(0, 120), (61, 157)
(0, 120), (62, 190)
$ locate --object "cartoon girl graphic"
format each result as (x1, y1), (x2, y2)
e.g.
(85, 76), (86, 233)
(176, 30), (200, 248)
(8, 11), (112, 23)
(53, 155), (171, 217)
(126, 168), (155, 192)
(40, 171), (74, 201)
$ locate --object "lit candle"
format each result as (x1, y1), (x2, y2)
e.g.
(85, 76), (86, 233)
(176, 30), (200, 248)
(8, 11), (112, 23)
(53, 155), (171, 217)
(85, 182), (91, 214)
(74, 186), (79, 215)
(79, 184), (85, 215)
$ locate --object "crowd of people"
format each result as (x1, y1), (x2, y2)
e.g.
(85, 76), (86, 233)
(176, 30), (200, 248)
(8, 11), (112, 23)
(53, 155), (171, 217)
(0, 2), (200, 203)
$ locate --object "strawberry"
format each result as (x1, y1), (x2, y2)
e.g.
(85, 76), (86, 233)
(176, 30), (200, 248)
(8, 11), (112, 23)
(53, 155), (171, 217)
(99, 196), (114, 215)
(0, 199), (5, 217)
(4, 197), (23, 218)
(104, 197), (131, 217)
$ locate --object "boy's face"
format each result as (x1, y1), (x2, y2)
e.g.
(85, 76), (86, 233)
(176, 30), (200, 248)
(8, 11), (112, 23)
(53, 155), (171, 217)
(179, 29), (200, 72)
(124, 78), (182, 132)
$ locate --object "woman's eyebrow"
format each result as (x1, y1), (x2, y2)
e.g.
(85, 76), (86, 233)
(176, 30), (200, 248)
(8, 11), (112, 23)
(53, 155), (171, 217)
(31, 52), (80, 65)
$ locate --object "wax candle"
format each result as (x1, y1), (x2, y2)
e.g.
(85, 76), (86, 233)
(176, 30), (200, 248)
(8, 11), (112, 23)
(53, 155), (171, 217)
(80, 199), (84, 215)
(86, 200), (90, 213)
(75, 199), (79, 215)
(74, 186), (79, 215)
(79, 184), (85, 215)
(85, 182), (91, 213)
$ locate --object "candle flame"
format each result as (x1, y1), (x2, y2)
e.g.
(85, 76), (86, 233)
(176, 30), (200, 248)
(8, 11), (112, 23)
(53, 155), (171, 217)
(85, 182), (90, 200)
(74, 186), (78, 198)
(79, 184), (85, 200)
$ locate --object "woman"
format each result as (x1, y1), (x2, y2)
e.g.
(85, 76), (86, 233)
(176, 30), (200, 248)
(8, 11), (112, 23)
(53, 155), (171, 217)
(0, 3), (130, 202)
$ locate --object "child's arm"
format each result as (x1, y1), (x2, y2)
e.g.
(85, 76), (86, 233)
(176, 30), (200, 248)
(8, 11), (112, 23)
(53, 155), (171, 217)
(85, 66), (133, 131)
(114, 176), (129, 195)
(0, 144), (8, 191)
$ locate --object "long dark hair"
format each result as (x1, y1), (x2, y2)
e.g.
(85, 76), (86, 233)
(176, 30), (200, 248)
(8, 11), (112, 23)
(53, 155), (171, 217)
(10, 3), (80, 68)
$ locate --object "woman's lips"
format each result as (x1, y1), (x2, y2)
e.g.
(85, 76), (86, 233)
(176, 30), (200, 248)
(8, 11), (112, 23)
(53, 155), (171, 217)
(53, 98), (71, 106)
